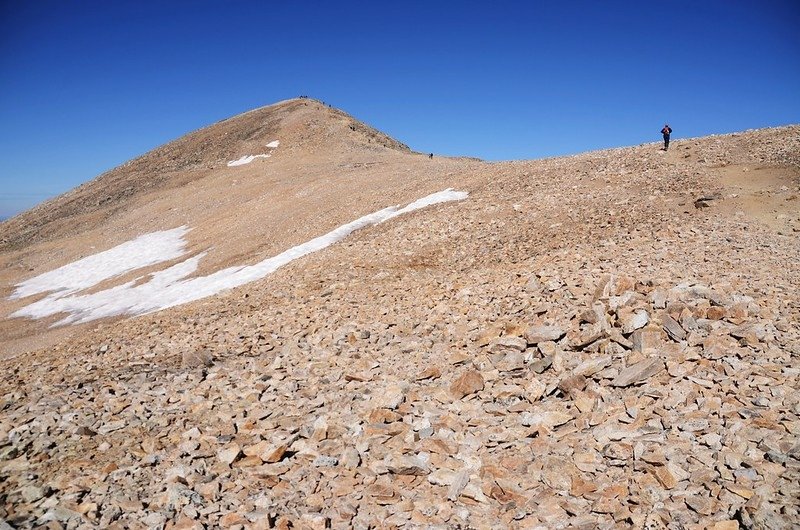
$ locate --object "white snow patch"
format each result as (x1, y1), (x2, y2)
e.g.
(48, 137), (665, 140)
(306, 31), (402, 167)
(10, 189), (468, 326)
(227, 154), (270, 167)
(10, 226), (190, 300)
(382, 189), (469, 223)
(266, 140), (280, 148)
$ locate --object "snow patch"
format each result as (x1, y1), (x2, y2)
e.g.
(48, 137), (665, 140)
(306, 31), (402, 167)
(226, 140), (279, 166)
(10, 189), (468, 326)
(227, 154), (270, 167)
(10, 226), (190, 300)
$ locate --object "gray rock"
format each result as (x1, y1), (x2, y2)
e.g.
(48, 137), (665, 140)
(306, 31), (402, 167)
(662, 314), (686, 341)
(387, 453), (430, 475)
(313, 455), (339, 467)
(182, 348), (213, 368)
(20, 485), (47, 503)
(525, 325), (565, 344)
(611, 358), (665, 387)
(488, 336), (527, 354)
(619, 309), (649, 334)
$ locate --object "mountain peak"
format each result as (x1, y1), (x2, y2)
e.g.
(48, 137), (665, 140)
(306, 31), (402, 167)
(0, 98), (412, 252)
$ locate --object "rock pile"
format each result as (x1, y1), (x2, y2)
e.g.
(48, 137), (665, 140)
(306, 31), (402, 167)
(1, 118), (798, 529)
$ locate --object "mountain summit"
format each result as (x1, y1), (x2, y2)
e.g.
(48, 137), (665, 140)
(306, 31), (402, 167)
(1, 98), (414, 252)
(0, 102), (798, 528)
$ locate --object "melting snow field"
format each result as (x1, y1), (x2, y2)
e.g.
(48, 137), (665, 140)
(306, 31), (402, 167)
(10, 189), (468, 326)
(226, 140), (280, 167)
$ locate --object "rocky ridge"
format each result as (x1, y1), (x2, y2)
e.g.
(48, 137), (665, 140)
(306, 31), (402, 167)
(0, 108), (799, 529)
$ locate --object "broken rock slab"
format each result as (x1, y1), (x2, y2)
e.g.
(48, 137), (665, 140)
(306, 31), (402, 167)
(611, 357), (665, 387)
(449, 369), (484, 399)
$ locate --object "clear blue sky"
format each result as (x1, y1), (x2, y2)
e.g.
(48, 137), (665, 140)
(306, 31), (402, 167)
(1, 1), (798, 218)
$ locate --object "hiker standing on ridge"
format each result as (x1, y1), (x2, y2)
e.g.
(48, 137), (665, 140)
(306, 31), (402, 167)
(661, 124), (672, 150)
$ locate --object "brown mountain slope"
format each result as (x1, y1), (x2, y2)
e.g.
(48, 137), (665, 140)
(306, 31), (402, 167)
(0, 99), (482, 356)
(0, 102), (799, 528)
(0, 98), (411, 252)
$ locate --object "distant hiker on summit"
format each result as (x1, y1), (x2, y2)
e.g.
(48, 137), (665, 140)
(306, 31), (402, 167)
(661, 124), (672, 150)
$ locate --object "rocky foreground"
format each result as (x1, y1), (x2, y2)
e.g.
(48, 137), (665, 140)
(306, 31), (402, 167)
(1, 119), (799, 529)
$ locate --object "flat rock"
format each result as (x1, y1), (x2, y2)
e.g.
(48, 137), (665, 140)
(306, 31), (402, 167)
(611, 358), (665, 387)
(449, 369), (484, 399)
(662, 314), (687, 341)
(182, 348), (214, 368)
(386, 453), (430, 475)
(524, 325), (565, 344)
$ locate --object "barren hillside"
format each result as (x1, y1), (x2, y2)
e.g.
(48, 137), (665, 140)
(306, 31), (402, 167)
(1, 100), (798, 529)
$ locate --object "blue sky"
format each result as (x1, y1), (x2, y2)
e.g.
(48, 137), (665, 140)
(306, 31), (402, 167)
(1, 1), (798, 218)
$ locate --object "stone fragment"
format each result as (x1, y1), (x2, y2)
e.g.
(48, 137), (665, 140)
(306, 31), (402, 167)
(706, 306), (726, 320)
(98, 420), (126, 434)
(387, 453), (430, 475)
(525, 325), (565, 344)
(415, 367), (441, 380)
(631, 327), (662, 353)
(449, 370), (484, 399)
(375, 384), (405, 409)
(299, 514), (329, 530)
(313, 455), (338, 467)
(573, 355), (612, 377)
(662, 314), (686, 341)
(525, 379), (547, 402)
(611, 358), (664, 387)
(685, 495), (715, 515)
(520, 411), (574, 429)
(172, 517), (205, 530)
(20, 485), (47, 503)
(263, 442), (291, 463)
(340, 447), (361, 469)
(530, 355), (553, 374)
(569, 325), (607, 349)
(494, 350), (525, 372)
(446, 469), (470, 501)
(651, 465), (678, 489)
(558, 374), (586, 394)
(618, 308), (649, 334)
(488, 335), (527, 354)
(217, 443), (241, 465)
(570, 476), (598, 497)
(219, 512), (248, 527)
(182, 347), (214, 368)
(428, 468), (457, 486)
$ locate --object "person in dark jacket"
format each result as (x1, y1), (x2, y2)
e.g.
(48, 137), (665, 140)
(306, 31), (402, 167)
(661, 124), (672, 150)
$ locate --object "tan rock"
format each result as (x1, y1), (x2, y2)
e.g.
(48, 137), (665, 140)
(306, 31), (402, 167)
(216, 443), (241, 465)
(219, 512), (248, 527)
(611, 358), (665, 387)
(415, 366), (441, 380)
(524, 325), (565, 344)
(570, 475), (598, 497)
(651, 464), (678, 489)
(449, 369), (484, 399)
(182, 348), (213, 368)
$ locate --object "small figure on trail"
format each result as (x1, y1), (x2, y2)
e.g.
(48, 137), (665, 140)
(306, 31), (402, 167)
(661, 124), (672, 150)
(429, 153), (433, 159)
